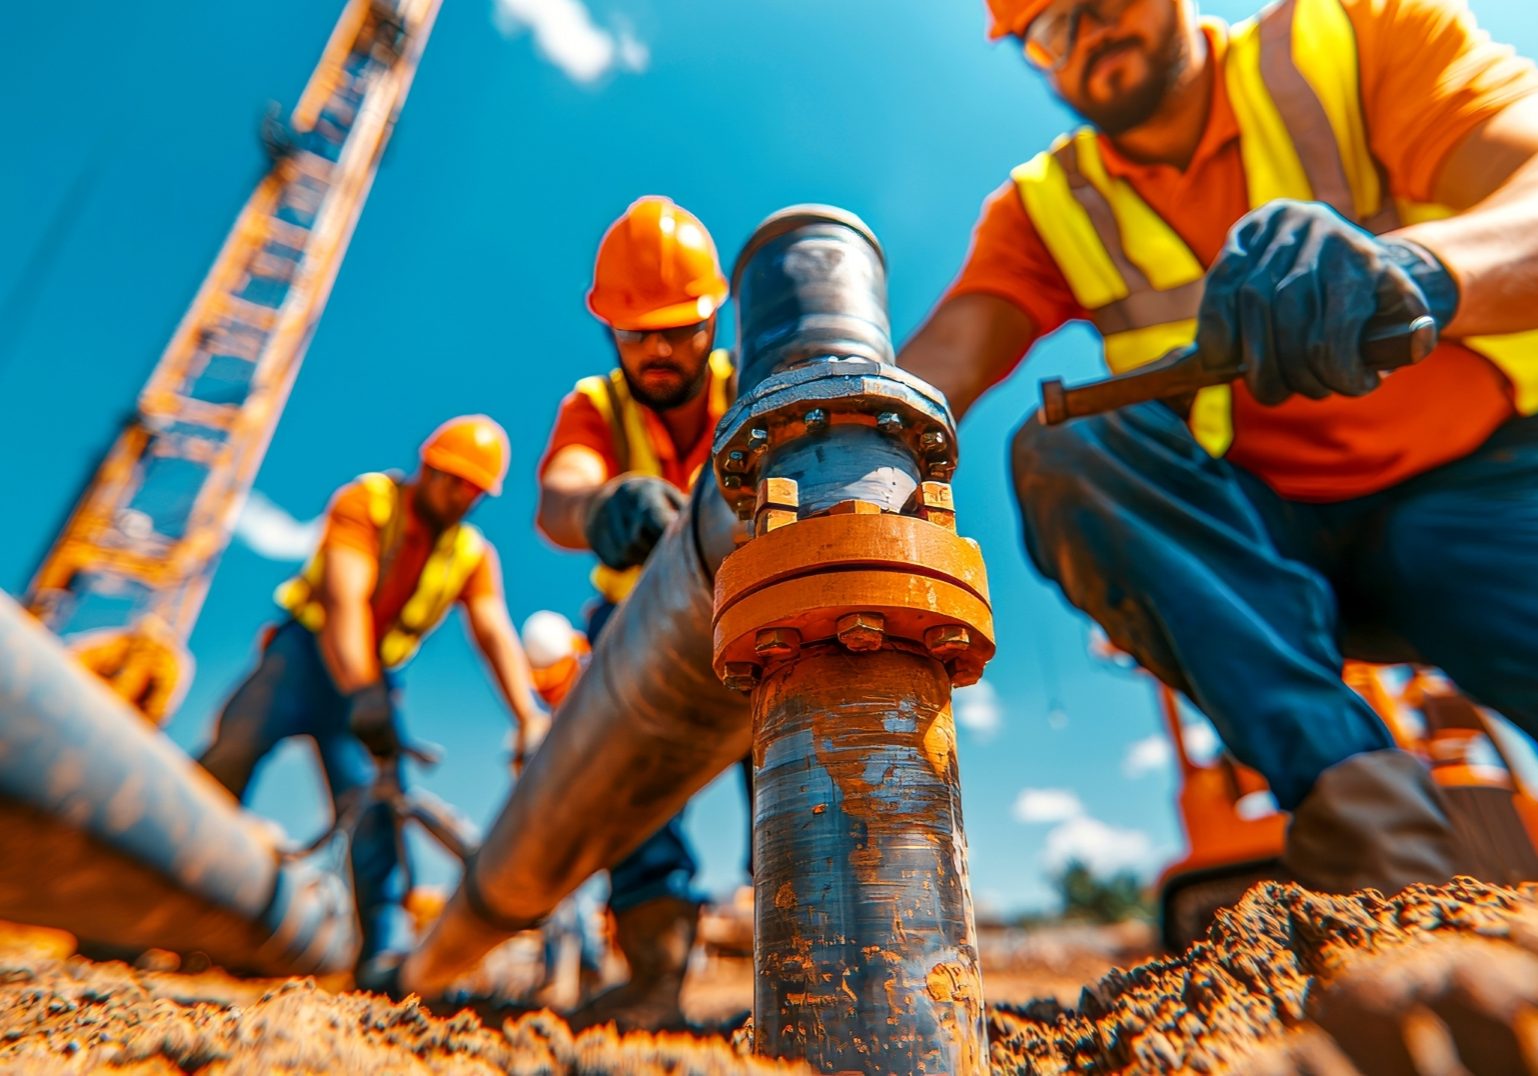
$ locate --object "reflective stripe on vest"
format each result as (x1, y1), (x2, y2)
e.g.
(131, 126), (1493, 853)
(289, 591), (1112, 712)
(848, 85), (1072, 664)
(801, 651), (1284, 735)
(1014, 0), (1538, 455)
(274, 472), (486, 670)
(574, 349), (735, 604)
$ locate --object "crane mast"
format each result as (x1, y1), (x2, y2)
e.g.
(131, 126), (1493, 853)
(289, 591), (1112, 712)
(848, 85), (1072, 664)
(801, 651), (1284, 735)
(25, 0), (443, 722)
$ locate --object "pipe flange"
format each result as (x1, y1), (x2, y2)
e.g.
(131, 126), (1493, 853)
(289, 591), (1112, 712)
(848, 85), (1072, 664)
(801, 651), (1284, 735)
(713, 360), (957, 517)
(712, 512), (994, 687)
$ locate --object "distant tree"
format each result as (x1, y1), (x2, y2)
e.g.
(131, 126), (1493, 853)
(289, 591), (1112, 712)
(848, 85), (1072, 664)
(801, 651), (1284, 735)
(1054, 860), (1153, 924)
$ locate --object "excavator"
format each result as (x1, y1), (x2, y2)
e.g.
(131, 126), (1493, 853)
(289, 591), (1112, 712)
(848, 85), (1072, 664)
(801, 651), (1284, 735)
(1044, 328), (1538, 951)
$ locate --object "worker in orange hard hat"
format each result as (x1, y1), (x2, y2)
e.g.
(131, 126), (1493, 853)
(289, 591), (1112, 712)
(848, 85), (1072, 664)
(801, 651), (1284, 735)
(535, 196), (748, 1031)
(900, 0), (1538, 900)
(198, 414), (547, 971)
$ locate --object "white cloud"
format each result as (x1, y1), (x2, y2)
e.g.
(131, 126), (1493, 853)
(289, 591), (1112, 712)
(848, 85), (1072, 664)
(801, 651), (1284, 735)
(954, 679), (1003, 742)
(1042, 814), (1158, 877)
(1122, 733), (1171, 778)
(1121, 722), (1225, 777)
(233, 491), (320, 562)
(492, 0), (649, 83)
(1012, 787), (1083, 825)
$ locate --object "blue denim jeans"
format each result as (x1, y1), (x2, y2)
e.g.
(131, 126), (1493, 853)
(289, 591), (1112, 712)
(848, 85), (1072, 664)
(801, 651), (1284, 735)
(198, 620), (411, 961)
(1013, 402), (1538, 810)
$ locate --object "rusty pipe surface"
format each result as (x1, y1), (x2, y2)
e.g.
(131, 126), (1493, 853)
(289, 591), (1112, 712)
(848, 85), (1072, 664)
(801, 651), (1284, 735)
(754, 648), (984, 1073)
(400, 497), (751, 995)
(0, 592), (356, 975)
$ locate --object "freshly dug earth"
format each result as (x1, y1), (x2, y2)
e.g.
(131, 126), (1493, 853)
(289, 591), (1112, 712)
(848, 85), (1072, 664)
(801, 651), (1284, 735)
(0, 880), (1535, 1073)
(990, 878), (1538, 1074)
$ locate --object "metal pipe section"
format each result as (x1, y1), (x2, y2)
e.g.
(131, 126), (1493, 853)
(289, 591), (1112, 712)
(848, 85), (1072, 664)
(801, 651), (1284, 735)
(400, 500), (751, 995)
(753, 649), (983, 1073)
(0, 592), (356, 975)
(711, 208), (993, 1071)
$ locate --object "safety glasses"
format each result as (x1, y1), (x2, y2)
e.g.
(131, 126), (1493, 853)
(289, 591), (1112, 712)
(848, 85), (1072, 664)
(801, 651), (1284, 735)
(1022, 0), (1138, 71)
(613, 321), (710, 346)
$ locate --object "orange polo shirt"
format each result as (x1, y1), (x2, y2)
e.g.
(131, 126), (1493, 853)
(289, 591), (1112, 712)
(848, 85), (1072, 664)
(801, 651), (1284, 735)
(537, 361), (731, 494)
(321, 479), (500, 643)
(948, 0), (1538, 500)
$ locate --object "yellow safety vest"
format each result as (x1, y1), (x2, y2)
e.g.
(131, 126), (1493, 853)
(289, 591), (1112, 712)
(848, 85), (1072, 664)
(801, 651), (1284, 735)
(1014, 0), (1538, 456)
(274, 472), (487, 670)
(574, 348), (734, 603)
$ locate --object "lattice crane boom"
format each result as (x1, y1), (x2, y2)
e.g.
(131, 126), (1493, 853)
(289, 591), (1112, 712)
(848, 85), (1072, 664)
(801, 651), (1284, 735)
(25, 0), (443, 721)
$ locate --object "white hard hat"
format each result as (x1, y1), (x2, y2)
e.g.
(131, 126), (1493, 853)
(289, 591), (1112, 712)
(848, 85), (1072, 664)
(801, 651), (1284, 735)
(521, 610), (577, 668)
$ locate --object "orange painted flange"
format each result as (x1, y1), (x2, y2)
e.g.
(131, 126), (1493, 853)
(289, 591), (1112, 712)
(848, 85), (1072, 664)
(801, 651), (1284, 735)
(712, 512), (995, 686)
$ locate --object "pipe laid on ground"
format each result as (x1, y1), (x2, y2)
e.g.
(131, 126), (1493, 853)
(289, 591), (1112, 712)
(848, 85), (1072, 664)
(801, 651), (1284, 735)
(0, 591), (356, 975)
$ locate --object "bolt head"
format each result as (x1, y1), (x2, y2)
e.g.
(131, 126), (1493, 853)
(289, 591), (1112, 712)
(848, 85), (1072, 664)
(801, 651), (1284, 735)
(836, 612), (886, 653)
(804, 408), (829, 432)
(725, 450), (748, 473)
(722, 661), (761, 693)
(754, 627), (802, 659)
(920, 429), (947, 450)
(747, 428), (770, 452)
(876, 411), (903, 435)
(924, 624), (972, 659)
(722, 474), (743, 490)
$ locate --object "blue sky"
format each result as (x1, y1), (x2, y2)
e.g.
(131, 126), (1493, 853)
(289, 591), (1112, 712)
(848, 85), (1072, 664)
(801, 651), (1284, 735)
(3, 0), (1534, 917)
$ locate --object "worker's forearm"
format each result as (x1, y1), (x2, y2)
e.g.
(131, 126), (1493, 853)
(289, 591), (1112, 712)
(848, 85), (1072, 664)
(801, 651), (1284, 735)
(536, 485), (601, 550)
(480, 634), (544, 725)
(318, 609), (380, 694)
(1397, 155), (1538, 337)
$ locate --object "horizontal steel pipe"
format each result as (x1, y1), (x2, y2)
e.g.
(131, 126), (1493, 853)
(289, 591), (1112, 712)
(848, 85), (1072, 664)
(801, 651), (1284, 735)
(0, 592), (356, 975)
(400, 496), (752, 995)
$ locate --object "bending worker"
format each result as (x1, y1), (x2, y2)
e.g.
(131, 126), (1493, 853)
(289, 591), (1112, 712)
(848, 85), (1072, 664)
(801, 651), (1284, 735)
(900, 0), (1538, 894)
(199, 415), (547, 968)
(535, 195), (736, 1029)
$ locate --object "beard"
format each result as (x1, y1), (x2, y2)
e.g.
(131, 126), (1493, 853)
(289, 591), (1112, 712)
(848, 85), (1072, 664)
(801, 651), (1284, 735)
(620, 357), (711, 411)
(1072, 21), (1188, 136)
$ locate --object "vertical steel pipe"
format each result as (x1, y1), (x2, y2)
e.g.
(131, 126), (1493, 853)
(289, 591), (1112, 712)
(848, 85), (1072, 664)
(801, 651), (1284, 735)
(711, 208), (993, 1072)
(0, 592), (356, 975)
(752, 648), (984, 1073)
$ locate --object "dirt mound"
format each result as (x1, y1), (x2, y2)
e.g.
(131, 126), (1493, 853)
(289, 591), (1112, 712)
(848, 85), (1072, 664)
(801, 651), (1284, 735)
(989, 878), (1538, 1074)
(2, 880), (1536, 1072)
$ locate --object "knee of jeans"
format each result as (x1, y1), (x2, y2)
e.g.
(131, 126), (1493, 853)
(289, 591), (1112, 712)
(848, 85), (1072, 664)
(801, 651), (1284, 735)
(1010, 415), (1122, 503)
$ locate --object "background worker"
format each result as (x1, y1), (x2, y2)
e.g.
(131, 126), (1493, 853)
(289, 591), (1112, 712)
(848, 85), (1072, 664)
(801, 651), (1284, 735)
(900, 0), (1538, 894)
(199, 414), (548, 968)
(535, 195), (738, 1029)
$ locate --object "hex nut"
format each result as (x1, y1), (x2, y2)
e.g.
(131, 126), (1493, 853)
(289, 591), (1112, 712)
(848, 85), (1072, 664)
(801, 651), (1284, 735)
(876, 411), (904, 435)
(836, 612), (886, 653)
(754, 627), (802, 659)
(924, 624), (972, 659)
(804, 408), (829, 432)
(722, 661), (761, 693)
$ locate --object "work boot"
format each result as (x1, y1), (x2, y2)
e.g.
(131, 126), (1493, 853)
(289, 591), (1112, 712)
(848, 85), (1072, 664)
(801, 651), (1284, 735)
(1281, 749), (1477, 895)
(565, 895), (699, 1032)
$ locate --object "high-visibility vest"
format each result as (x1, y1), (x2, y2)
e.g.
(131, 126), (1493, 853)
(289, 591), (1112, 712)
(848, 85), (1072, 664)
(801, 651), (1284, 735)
(275, 472), (487, 670)
(1013, 0), (1538, 456)
(573, 348), (735, 603)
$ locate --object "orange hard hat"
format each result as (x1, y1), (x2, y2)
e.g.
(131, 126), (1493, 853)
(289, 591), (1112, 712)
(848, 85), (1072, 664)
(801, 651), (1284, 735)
(985, 0), (1051, 40)
(587, 196), (729, 331)
(420, 414), (510, 496)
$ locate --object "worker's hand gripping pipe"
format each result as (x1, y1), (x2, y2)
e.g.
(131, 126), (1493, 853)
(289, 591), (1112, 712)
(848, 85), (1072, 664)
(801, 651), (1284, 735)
(715, 209), (994, 1074)
(0, 592), (356, 975)
(404, 208), (992, 1076)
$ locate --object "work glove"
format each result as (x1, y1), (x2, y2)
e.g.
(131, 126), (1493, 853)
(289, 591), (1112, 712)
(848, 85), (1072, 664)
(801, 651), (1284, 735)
(1196, 199), (1459, 406)
(583, 474), (685, 571)
(348, 680), (401, 759)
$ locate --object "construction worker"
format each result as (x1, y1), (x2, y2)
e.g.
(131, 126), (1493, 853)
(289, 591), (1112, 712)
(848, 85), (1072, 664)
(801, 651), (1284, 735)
(198, 415), (547, 968)
(900, 0), (1538, 895)
(535, 195), (738, 1029)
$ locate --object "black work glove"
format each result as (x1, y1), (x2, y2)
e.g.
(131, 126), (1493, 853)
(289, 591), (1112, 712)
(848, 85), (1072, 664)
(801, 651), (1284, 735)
(348, 681), (400, 759)
(1196, 199), (1459, 406)
(583, 475), (685, 570)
